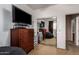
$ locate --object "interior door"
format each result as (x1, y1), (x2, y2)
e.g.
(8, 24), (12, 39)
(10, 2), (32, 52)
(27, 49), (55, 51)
(49, 21), (53, 34)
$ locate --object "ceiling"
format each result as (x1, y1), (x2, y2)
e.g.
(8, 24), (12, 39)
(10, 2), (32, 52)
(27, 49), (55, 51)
(27, 4), (54, 10)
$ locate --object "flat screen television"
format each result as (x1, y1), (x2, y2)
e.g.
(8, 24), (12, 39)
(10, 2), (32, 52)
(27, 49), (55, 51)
(12, 5), (32, 25)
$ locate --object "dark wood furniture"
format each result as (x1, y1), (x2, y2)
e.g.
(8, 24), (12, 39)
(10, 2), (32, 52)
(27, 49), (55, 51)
(10, 27), (34, 53)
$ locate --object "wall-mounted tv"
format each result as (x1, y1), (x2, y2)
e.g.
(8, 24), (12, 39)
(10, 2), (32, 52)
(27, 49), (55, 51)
(12, 5), (32, 25)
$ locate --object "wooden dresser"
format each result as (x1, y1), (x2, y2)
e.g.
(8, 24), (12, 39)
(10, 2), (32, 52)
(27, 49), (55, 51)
(10, 27), (34, 53)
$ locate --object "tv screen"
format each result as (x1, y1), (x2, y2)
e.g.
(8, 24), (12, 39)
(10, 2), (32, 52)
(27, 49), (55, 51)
(12, 5), (32, 25)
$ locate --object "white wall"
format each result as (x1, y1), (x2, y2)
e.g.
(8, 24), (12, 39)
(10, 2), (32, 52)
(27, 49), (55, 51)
(76, 16), (79, 46)
(57, 15), (66, 49)
(45, 20), (49, 32)
(53, 21), (57, 37)
(0, 4), (34, 47)
(0, 5), (12, 46)
(33, 20), (38, 46)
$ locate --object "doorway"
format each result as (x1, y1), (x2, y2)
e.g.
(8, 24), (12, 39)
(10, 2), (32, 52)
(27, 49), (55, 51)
(49, 21), (53, 34)
(66, 14), (79, 49)
(37, 17), (57, 47)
